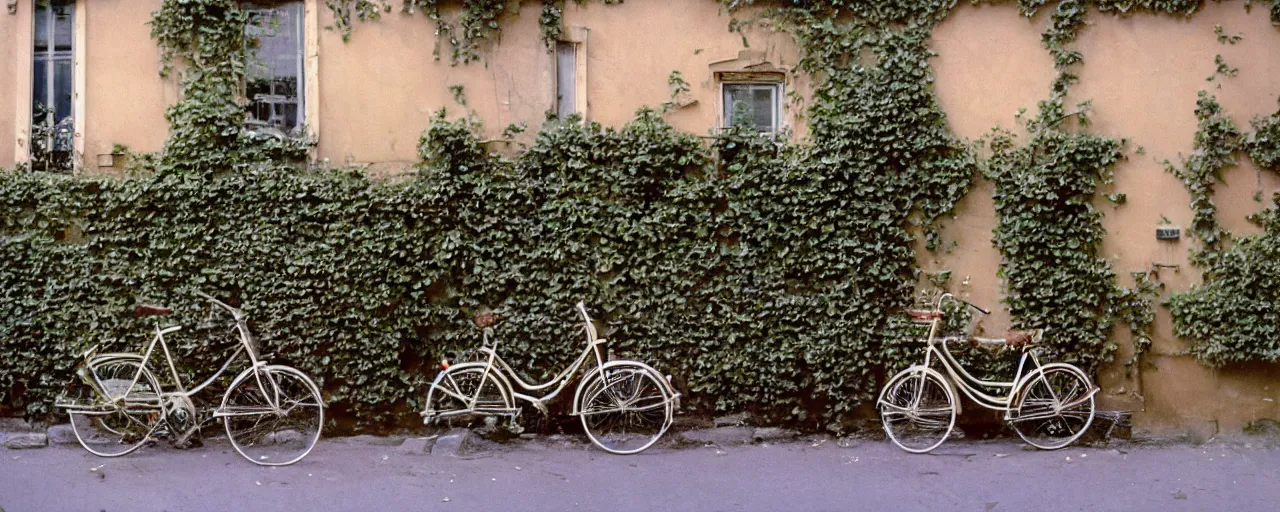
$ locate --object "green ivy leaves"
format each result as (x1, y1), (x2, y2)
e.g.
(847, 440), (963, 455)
(19, 0), (1267, 430)
(1168, 100), (1280, 367)
(1165, 92), (1243, 260)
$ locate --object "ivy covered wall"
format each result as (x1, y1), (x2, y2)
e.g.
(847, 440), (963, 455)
(4, 0), (1280, 436)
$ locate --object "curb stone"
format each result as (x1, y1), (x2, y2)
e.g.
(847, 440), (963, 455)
(46, 424), (78, 445)
(341, 434), (407, 446)
(0, 418), (36, 433)
(396, 436), (436, 455)
(3, 433), (47, 449)
(430, 428), (473, 456)
(680, 427), (754, 446)
(713, 412), (750, 427)
(752, 427), (800, 443)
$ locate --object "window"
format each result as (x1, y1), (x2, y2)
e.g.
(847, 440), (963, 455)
(245, 2), (305, 132)
(556, 41), (578, 120)
(721, 77), (783, 134)
(31, 0), (75, 171)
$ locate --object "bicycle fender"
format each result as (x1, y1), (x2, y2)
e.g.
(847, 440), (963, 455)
(63, 353), (153, 404)
(1011, 362), (1096, 403)
(570, 360), (677, 416)
(215, 364), (326, 416)
(85, 352), (146, 367)
(422, 361), (515, 415)
(878, 365), (962, 416)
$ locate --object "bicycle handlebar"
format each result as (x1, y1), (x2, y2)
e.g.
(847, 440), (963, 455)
(194, 291), (245, 320)
(961, 299), (991, 316)
(576, 301), (601, 342)
(937, 293), (991, 315)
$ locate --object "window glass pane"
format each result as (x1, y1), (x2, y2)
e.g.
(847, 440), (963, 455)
(31, 1), (75, 171)
(32, 58), (48, 115)
(54, 58), (74, 122)
(724, 84), (780, 133)
(751, 87), (775, 132)
(34, 6), (49, 51)
(245, 2), (304, 130)
(556, 42), (577, 119)
(724, 86), (746, 128)
(52, 2), (74, 52)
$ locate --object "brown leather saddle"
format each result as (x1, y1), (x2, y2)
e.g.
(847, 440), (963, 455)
(1004, 330), (1036, 348)
(971, 329), (1040, 348)
(134, 305), (172, 317)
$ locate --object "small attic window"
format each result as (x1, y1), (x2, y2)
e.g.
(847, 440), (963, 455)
(719, 72), (784, 134)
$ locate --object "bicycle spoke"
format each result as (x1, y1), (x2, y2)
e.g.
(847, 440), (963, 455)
(65, 358), (163, 458)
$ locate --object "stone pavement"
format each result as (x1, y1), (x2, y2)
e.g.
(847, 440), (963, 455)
(2, 423), (1278, 512)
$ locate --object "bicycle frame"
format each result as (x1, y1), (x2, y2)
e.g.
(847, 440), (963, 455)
(917, 336), (1040, 415)
(902, 293), (1095, 421)
(426, 302), (642, 421)
(68, 292), (283, 419)
(470, 333), (606, 411)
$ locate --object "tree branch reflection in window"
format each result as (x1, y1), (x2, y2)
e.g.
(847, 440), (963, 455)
(245, 2), (305, 136)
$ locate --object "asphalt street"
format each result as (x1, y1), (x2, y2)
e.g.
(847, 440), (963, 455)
(2, 435), (1278, 512)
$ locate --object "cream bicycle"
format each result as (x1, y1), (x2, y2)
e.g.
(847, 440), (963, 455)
(55, 291), (324, 466)
(421, 302), (680, 455)
(878, 293), (1098, 453)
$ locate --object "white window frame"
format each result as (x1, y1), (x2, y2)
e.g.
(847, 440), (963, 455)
(244, 1), (307, 132)
(13, 0), (85, 172)
(555, 41), (578, 120)
(720, 81), (784, 134)
(553, 26), (589, 121)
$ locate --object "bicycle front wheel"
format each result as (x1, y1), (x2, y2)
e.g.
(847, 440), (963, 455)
(67, 358), (162, 457)
(1011, 364), (1095, 450)
(879, 367), (956, 454)
(222, 366), (324, 466)
(577, 363), (674, 455)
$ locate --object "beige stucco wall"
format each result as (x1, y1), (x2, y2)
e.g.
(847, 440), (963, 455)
(2, 0), (172, 172)
(6, 0), (800, 170)
(1, 3), (18, 169)
(315, 0), (803, 169)
(80, 0), (173, 170)
(931, 1), (1280, 438)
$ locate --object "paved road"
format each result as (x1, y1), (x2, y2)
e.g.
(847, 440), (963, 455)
(2, 435), (1278, 512)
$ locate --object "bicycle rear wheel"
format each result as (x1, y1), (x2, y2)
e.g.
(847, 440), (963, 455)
(222, 366), (324, 466)
(422, 362), (515, 428)
(66, 359), (162, 457)
(879, 367), (956, 454)
(578, 363), (674, 455)
(1011, 364), (1095, 450)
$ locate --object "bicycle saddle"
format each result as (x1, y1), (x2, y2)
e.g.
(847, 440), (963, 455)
(135, 305), (172, 317)
(1004, 330), (1036, 348)
(473, 308), (498, 328)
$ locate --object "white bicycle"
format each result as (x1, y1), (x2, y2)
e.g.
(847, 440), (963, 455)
(878, 293), (1098, 453)
(421, 302), (680, 454)
(56, 291), (324, 466)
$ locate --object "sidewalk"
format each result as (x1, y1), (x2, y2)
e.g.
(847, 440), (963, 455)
(2, 431), (1278, 512)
